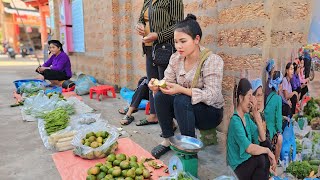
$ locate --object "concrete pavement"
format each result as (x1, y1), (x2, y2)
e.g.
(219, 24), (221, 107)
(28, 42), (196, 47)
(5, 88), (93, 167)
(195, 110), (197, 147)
(0, 56), (228, 180)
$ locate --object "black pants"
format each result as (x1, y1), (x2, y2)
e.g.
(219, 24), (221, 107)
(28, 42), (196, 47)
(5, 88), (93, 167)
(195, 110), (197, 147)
(144, 46), (167, 114)
(304, 58), (311, 78)
(235, 154), (270, 180)
(130, 84), (149, 109)
(154, 91), (223, 138)
(39, 69), (69, 81)
(290, 94), (298, 115)
(300, 86), (308, 100)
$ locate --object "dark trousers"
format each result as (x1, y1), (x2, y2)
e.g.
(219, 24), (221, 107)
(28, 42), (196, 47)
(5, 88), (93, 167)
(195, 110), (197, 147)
(234, 154), (270, 180)
(145, 46), (167, 114)
(300, 86), (308, 100)
(39, 69), (69, 81)
(130, 84), (149, 109)
(154, 91), (223, 138)
(304, 59), (311, 78)
(290, 94), (298, 115)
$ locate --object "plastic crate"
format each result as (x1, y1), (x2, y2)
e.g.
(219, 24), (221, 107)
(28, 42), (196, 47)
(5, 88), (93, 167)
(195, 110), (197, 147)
(13, 79), (46, 90)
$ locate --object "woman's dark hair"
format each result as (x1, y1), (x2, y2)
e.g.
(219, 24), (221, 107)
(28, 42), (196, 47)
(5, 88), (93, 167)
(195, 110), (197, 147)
(233, 78), (252, 106)
(293, 62), (299, 72)
(271, 71), (282, 91)
(284, 62), (292, 77)
(175, 14), (202, 39)
(48, 40), (64, 52)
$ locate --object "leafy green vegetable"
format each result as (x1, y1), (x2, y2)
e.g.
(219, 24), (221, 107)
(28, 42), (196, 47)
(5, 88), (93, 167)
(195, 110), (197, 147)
(304, 98), (320, 124)
(286, 161), (312, 179)
(43, 108), (69, 135)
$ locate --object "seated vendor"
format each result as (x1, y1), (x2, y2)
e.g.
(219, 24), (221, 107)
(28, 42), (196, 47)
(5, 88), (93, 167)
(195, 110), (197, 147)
(227, 78), (276, 180)
(148, 14), (224, 159)
(264, 71), (284, 165)
(36, 40), (72, 86)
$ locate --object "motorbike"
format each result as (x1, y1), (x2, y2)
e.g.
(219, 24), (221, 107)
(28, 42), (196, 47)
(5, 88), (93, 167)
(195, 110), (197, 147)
(7, 47), (16, 59)
(309, 57), (320, 81)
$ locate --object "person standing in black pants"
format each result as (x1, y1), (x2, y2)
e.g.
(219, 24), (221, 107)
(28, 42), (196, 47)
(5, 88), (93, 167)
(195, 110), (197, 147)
(134, 0), (184, 126)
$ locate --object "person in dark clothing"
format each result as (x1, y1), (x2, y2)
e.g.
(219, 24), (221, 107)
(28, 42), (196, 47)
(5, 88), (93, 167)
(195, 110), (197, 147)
(119, 77), (149, 125)
(303, 50), (312, 78)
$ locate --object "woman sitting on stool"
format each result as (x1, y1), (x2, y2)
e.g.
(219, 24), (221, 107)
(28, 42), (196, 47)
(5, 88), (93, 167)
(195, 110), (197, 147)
(149, 14), (224, 159)
(227, 78), (276, 180)
(36, 40), (72, 86)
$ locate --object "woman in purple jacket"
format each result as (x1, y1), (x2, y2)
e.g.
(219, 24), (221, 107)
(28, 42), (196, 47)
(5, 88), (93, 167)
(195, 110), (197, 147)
(36, 40), (72, 86)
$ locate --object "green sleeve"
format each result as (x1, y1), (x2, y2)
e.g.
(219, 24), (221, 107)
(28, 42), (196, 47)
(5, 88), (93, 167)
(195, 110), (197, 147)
(276, 96), (283, 133)
(231, 117), (251, 156)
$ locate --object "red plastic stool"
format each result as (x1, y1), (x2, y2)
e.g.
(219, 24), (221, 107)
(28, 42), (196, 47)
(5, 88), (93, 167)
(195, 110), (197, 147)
(89, 85), (116, 101)
(145, 101), (150, 115)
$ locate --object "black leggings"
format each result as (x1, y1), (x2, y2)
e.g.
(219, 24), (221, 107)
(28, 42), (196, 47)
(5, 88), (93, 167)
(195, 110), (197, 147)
(290, 94), (298, 115)
(39, 69), (69, 81)
(300, 86), (308, 100)
(130, 84), (149, 109)
(235, 154), (270, 180)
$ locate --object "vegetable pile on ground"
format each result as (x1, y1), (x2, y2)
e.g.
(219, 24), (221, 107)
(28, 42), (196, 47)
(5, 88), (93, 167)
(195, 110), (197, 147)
(18, 82), (44, 96)
(47, 92), (65, 100)
(43, 108), (70, 135)
(304, 98), (320, 124)
(86, 153), (152, 180)
(286, 161), (319, 179)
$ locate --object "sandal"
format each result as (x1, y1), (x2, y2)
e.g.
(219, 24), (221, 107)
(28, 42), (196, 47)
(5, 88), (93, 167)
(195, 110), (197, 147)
(118, 107), (138, 115)
(120, 115), (135, 125)
(151, 144), (171, 159)
(160, 126), (177, 137)
(136, 118), (158, 126)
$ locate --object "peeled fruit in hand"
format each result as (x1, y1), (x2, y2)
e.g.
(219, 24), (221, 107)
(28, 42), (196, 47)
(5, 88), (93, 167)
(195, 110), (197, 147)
(158, 80), (167, 88)
(152, 79), (159, 86)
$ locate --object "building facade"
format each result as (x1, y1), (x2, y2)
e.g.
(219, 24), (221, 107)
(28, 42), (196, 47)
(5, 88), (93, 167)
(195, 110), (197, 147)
(51, 0), (314, 132)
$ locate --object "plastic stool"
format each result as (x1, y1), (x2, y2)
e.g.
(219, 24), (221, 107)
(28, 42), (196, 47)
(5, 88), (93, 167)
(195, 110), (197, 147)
(145, 101), (150, 115)
(89, 85), (116, 101)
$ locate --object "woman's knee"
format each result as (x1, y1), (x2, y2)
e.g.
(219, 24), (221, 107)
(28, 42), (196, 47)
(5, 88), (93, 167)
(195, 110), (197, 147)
(255, 154), (267, 167)
(173, 94), (191, 108)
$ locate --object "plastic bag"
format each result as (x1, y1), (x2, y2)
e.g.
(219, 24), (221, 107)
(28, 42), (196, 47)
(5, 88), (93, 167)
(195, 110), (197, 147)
(159, 171), (199, 180)
(301, 138), (313, 161)
(74, 72), (97, 95)
(38, 118), (74, 151)
(294, 120), (311, 139)
(280, 118), (297, 161)
(214, 166), (238, 180)
(22, 90), (74, 118)
(71, 124), (119, 159)
(18, 81), (45, 95)
(120, 87), (148, 109)
(70, 113), (105, 130)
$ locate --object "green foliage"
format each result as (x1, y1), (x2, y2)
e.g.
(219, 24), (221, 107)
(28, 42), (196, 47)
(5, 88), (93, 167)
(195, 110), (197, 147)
(286, 161), (312, 179)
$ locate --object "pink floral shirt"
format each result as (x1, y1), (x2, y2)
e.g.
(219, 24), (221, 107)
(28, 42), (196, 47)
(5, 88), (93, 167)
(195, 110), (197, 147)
(163, 46), (224, 108)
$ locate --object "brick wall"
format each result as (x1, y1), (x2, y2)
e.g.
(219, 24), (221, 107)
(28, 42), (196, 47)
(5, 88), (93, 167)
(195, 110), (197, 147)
(56, 0), (312, 133)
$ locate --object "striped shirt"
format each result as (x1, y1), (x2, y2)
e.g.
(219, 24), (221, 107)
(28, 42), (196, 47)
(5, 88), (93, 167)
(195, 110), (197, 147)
(138, 0), (184, 45)
(163, 46), (225, 108)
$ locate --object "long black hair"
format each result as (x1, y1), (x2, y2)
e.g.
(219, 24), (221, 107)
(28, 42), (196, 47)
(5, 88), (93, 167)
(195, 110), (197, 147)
(175, 14), (202, 40)
(284, 62), (292, 77)
(233, 78), (252, 107)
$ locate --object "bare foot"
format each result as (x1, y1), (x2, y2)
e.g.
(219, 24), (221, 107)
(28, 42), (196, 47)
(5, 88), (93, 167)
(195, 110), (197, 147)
(146, 114), (158, 123)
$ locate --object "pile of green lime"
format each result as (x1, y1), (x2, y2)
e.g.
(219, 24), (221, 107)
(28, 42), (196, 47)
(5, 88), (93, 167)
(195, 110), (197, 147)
(82, 131), (110, 148)
(86, 153), (151, 180)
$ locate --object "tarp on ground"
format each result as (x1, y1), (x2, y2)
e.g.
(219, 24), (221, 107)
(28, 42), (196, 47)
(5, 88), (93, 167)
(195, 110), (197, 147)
(52, 137), (168, 180)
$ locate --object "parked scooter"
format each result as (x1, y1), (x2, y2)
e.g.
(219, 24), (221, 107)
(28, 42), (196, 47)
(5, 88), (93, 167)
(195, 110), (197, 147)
(7, 47), (16, 59)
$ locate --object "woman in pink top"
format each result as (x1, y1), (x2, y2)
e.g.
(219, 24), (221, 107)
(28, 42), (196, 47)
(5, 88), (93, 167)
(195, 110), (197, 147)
(299, 59), (309, 101)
